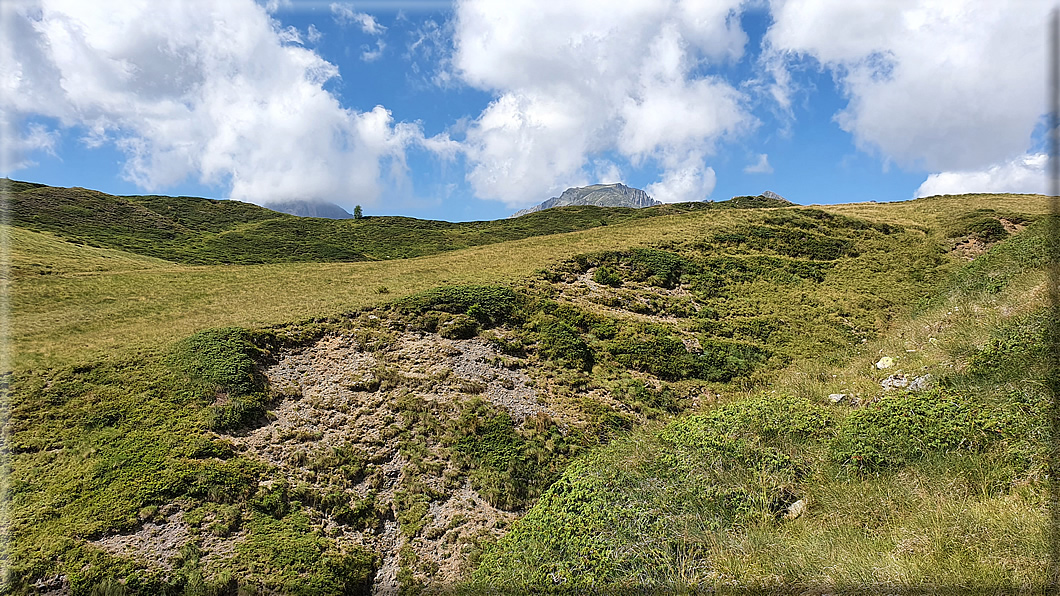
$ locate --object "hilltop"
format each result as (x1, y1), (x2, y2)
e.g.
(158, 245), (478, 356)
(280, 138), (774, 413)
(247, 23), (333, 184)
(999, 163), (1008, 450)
(4, 184), (1053, 594)
(3, 179), (788, 266)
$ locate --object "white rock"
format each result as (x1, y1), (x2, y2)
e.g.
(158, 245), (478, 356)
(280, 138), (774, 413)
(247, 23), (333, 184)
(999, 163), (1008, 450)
(828, 393), (846, 404)
(881, 374), (909, 391)
(875, 356), (895, 369)
(783, 499), (807, 520)
(908, 374), (933, 391)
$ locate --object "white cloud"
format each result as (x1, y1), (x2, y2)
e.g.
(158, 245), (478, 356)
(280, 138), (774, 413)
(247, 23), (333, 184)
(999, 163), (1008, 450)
(645, 152), (717, 203)
(331, 3), (386, 35)
(1, 0), (441, 206)
(764, 0), (1051, 172)
(591, 159), (623, 185)
(307, 24), (322, 43)
(404, 18), (454, 88)
(915, 153), (1047, 197)
(451, 0), (752, 206)
(744, 153), (773, 174)
(361, 39), (386, 62)
(0, 117), (59, 172)
(277, 25), (303, 44)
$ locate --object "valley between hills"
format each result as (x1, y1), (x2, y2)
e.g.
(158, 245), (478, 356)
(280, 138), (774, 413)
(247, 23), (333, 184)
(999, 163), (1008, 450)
(2, 180), (1055, 594)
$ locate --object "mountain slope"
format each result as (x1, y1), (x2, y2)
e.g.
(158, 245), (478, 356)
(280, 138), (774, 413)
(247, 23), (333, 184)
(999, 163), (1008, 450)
(262, 200), (354, 219)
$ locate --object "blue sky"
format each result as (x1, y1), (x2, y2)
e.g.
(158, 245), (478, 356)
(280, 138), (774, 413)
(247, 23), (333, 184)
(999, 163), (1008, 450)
(2, 0), (1052, 221)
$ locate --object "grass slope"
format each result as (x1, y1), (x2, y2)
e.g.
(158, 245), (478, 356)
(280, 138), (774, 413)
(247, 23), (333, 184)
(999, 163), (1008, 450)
(3, 190), (1053, 594)
(3, 179), (783, 266)
(467, 216), (1053, 592)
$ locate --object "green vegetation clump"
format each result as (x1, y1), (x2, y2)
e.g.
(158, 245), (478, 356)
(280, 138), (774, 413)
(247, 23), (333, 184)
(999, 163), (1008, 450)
(606, 323), (766, 382)
(168, 327), (273, 430)
(832, 391), (998, 470)
(966, 309), (1049, 379)
(398, 285), (520, 327)
(233, 508), (378, 594)
(468, 394), (831, 590)
(942, 216), (1048, 297)
(591, 265), (621, 286)
(168, 327), (265, 396)
(715, 224), (855, 260)
(943, 209), (1028, 243)
(536, 317), (594, 371)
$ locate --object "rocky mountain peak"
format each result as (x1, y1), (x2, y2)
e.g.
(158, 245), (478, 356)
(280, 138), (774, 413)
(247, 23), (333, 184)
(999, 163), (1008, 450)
(511, 183), (660, 217)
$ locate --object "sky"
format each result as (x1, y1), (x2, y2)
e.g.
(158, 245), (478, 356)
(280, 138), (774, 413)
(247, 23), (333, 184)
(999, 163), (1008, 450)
(1, 0), (1054, 222)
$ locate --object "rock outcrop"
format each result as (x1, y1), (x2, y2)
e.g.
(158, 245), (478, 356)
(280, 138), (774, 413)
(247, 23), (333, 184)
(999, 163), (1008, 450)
(511, 183), (660, 217)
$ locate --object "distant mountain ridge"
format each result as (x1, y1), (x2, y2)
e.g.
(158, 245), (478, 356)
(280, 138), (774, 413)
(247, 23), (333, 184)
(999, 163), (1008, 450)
(512, 183), (660, 217)
(264, 200), (353, 219)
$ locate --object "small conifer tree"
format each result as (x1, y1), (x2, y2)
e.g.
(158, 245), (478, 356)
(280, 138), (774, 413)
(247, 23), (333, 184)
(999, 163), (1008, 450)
(353, 205), (363, 219)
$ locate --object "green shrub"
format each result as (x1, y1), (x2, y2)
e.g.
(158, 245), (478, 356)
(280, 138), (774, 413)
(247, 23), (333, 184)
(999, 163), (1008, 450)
(536, 317), (594, 371)
(665, 394), (832, 445)
(712, 225), (854, 261)
(168, 327), (265, 396)
(545, 303), (618, 339)
(235, 508), (378, 594)
(449, 401), (582, 511)
(832, 391), (999, 471)
(249, 481), (290, 519)
(592, 265), (622, 286)
(944, 210), (1019, 243)
(942, 217), (1048, 298)
(968, 312), (1048, 379)
(398, 285), (520, 327)
(606, 326), (767, 382)
(438, 313), (479, 339)
(204, 393), (272, 431)
(627, 247), (690, 287)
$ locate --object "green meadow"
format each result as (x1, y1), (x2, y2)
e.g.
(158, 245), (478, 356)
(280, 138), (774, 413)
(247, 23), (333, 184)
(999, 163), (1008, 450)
(3, 181), (1055, 594)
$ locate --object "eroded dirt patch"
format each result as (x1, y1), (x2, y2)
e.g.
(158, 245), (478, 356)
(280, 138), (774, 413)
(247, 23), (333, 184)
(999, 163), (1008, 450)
(91, 504), (240, 575)
(93, 506), (191, 570)
(229, 331), (569, 594)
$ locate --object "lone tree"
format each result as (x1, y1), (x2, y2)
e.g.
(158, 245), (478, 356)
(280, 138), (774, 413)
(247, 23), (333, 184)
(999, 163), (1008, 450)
(353, 205), (363, 219)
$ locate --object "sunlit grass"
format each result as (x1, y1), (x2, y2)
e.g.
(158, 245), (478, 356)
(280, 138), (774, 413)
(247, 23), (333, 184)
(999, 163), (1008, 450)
(9, 207), (757, 370)
(6, 191), (1054, 594)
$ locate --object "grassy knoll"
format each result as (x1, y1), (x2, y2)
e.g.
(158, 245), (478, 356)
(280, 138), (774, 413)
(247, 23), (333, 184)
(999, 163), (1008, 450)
(3, 189), (1054, 594)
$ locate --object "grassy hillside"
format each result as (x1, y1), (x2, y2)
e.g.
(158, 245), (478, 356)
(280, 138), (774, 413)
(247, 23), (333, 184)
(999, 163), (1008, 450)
(3, 179), (783, 266)
(3, 188), (1054, 594)
(468, 219), (1052, 591)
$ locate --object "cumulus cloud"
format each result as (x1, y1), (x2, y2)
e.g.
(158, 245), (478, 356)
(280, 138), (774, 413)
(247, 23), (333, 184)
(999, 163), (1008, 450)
(744, 153), (773, 174)
(764, 0), (1051, 172)
(1, 0), (440, 205)
(645, 152), (717, 204)
(915, 153), (1047, 197)
(451, 0), (752, 206)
